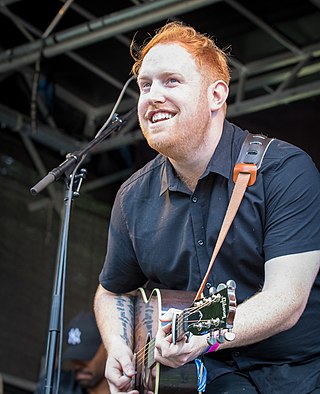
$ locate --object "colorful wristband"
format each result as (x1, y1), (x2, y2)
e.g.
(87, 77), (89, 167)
(202, 340), (220, 354)
(205, 342), (220, 353)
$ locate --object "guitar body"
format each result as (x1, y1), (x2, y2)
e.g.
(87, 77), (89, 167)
(133, 283), (236, 393)
(134, 288), (198, 394)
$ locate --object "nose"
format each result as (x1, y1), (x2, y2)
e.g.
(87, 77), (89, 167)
(71, 360), (86, 370)
(148, 82), (166, 104)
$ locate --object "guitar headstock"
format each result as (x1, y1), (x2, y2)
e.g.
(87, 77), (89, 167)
(172, 280), (237, 344)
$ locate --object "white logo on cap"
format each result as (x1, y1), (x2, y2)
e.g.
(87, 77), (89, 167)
(68, 328), (82, 345)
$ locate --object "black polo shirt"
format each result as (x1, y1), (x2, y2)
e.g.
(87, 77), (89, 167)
(99, 120), (320, 393)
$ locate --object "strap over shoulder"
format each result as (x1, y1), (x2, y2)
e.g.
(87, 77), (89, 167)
(233, 133), (274, 186)
(195, 134), (274, 301)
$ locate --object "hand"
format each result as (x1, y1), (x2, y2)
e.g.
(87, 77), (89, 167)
(154, 308), (207, 368)
(105, 344), (139, 394)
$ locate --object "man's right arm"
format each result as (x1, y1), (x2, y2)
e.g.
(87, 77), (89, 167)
(94, 284), (138, 394)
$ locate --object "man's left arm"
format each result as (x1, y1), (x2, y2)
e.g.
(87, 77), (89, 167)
(154, 249), (320, 367)
(223, 249), (320, 347)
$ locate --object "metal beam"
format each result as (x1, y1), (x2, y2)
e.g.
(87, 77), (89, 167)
(20, 133), (62, 214)
(0, 103), (80, 154)
(66, 51), (139, 100)
(82, 168), (133, 192)
(2, 78), (320, 156)
(228, 80), (320, 117)
(0, 7), (139, 100)
(224, 0), (303, 55)
(310, 0), (320, 10)
(241, 42), (320, 77)
(229, 57), (320, 97)
(0, 0), (222, 73)
(1, 373), (35, 393)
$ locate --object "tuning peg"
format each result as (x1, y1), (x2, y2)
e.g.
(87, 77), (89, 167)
(216, 329), (225, 344)
(208, 286), (217, 295)
(185, 332), (193, 343)
(207, 330), (217, 346)
(226, 280), (236, 289)
(224, 330), (236, 341)
(217, 283), (227, 292)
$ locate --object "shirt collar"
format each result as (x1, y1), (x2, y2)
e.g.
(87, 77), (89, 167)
(203, 119), (235, 180)
(160, 120), (239, 195)
(160, 159), (187, 195)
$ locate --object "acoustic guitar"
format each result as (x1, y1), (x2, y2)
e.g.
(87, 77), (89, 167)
(133, 281), (237, 393)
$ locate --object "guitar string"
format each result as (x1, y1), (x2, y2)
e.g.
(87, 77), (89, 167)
(134, 301), (212, 368)
(133, 298), (219, 369)
(134, 293), (225, 367)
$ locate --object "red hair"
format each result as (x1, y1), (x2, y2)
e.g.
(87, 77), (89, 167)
(131, 21), (230, 85)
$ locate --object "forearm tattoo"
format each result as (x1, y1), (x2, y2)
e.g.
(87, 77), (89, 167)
(116, 295), (135, 347)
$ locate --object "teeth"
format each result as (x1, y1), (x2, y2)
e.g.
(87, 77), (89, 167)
(151, 112), (173, 123)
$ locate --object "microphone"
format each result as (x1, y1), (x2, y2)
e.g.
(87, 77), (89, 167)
(30, 154), (78, 195)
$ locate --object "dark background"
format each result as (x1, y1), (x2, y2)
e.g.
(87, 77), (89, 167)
(0, 0), (319, 392)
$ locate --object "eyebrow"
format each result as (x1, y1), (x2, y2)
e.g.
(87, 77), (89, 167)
(137, 71), (184, 82)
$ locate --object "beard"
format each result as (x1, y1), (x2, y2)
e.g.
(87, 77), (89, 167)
(139, 103), (211, 160)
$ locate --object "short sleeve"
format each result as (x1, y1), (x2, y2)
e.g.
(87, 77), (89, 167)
(99, 189), (147, 293)
(263, 144), (320, 261)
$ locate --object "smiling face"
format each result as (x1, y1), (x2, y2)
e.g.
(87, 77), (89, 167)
(137, 44), (213, 160)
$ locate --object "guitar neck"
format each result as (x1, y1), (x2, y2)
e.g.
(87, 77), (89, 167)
(145, 311), (188, 368)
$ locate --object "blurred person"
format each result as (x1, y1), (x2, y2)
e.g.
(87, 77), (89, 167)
(35, 311), (110, 394)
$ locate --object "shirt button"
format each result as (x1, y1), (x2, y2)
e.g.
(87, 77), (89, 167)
(197, 239), (204, 246)
(192, 196), (198, 203)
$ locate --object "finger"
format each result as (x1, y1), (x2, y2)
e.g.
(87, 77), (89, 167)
(160, 308), (181, 322)
(109, 386), (139, 394)
(110, 353), (135, 379)
(162, 323), (173, 335)
(122, 363), (136, 378)
(106, 356), (136, 391)
(109, 376), (135, 393)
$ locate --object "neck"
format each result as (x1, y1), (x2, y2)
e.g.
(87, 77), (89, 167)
(173, 167), (200, 192)
(169, 124), (223, 192)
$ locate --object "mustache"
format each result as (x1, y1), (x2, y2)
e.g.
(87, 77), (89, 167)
(74, 368), (93, 376)
(143, 105), (176, 121)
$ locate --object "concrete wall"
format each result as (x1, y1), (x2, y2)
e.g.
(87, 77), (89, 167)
(0, 154), (110, 390)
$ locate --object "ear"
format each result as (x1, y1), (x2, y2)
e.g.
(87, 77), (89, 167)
(208, 80), (229, 111)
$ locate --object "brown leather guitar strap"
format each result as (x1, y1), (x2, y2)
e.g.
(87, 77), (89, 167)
(194, 133), (274, 301)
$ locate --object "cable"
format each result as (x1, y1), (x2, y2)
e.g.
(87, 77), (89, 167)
(30, 0), (75, 134)
(95, 75), (136, 139)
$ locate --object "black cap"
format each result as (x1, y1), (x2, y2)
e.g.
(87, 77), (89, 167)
(62, 311), (101, 362)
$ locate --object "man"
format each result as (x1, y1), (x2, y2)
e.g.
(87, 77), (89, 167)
(94, 21), (320, 394)
(35, 311), (110, 394)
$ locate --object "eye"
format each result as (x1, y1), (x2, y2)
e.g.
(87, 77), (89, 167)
(166, 78), (178, 85)
(138, 80), (151, 92)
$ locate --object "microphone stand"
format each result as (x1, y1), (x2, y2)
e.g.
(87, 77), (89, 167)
(30, 108), (135, 195)
(30, 107), (136, 394)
